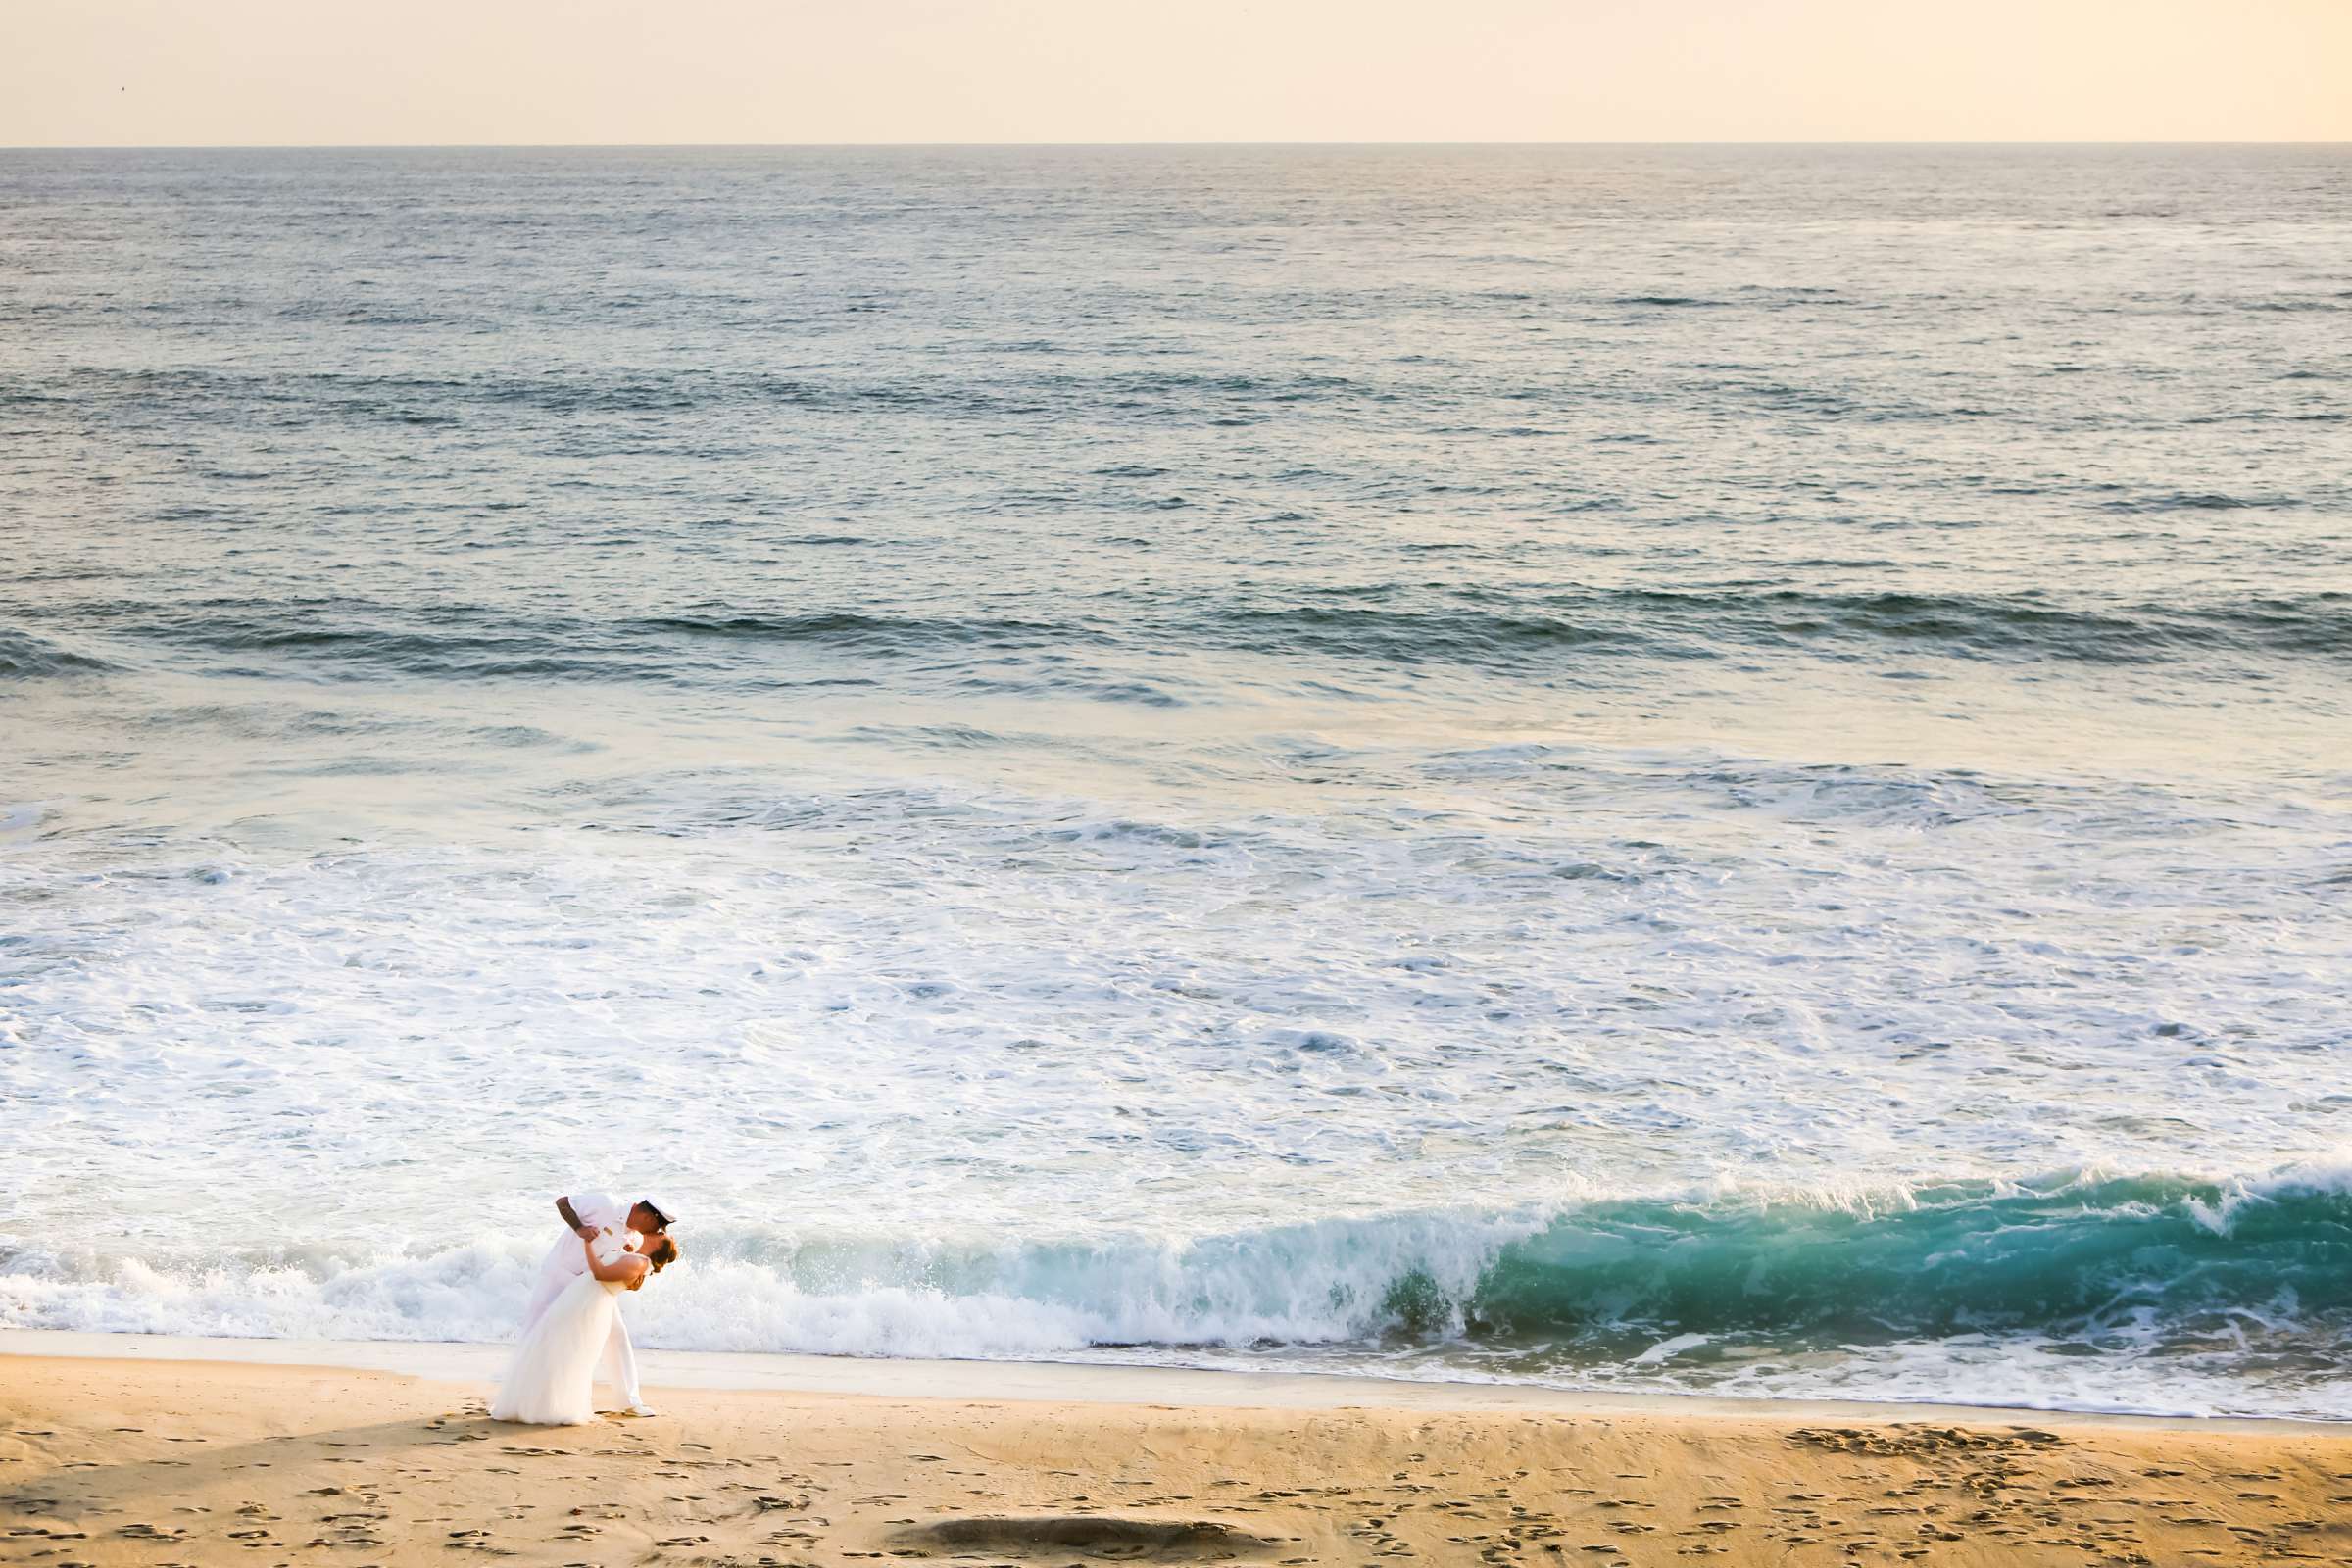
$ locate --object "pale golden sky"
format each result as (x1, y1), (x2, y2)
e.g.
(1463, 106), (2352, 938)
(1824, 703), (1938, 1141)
(6, 0), (2348, 146)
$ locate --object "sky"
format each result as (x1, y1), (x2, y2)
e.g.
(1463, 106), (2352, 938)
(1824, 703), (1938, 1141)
(5, 0), (2349, 147)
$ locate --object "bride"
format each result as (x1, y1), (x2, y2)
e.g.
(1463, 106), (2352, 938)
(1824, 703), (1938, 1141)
(491, 1229), (680, 1424)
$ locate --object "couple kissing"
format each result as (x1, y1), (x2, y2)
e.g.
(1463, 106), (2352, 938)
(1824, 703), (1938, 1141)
(490, 1192), (681, 1425)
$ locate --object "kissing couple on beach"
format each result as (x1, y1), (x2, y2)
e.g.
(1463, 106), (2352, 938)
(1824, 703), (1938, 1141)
(489, 1192), (681, 1425)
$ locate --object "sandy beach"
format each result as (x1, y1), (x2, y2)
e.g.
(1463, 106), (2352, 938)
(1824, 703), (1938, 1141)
(3, 1341), (2346, 1568)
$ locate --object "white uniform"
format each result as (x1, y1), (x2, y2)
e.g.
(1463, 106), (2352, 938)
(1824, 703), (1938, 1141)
(520, 1191), (645, 1411)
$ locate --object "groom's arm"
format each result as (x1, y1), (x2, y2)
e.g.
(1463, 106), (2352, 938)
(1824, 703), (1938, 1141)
(555, 1197), (597, 1241)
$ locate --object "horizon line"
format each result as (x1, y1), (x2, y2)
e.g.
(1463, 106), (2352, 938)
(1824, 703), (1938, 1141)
(8, 137), (2352, 154)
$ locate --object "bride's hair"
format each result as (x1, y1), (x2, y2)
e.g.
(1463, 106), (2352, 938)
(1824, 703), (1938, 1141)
(644, 1235), (680, 1272)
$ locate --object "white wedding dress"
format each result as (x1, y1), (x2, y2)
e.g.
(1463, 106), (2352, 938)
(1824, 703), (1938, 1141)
(490, 1238), (630, 1425)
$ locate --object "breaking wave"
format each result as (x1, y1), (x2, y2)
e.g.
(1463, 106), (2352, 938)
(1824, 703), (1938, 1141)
(7, 1169), (2345, 1417)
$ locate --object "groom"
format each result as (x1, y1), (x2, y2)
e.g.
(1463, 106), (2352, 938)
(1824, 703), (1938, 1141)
(521, 1191), (673, 1417)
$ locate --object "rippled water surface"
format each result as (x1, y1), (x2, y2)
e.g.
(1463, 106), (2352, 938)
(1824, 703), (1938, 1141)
(3, 145), (2349, 1416)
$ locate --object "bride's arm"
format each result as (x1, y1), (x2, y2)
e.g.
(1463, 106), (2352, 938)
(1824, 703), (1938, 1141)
(584, 1237), (650, 1286)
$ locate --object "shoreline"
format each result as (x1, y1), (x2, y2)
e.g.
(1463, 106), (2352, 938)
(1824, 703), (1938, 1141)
(2, 1327), (2334, 1435)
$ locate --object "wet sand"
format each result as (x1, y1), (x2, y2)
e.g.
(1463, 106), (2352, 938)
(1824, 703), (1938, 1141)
(3, 1349), (2348, 1567)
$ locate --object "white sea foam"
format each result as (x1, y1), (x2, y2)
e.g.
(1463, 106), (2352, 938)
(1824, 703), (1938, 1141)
(5, 756), (2347, 1429)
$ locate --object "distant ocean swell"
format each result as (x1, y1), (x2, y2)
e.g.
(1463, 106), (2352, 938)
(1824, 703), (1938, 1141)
(0, 628), (115, 679)
(6, 1170), (2344, 1416)
(7, 588), (2349, 688)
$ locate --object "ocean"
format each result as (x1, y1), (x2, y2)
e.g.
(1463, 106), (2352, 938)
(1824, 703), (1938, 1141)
(1, 144), (2347, 1419)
